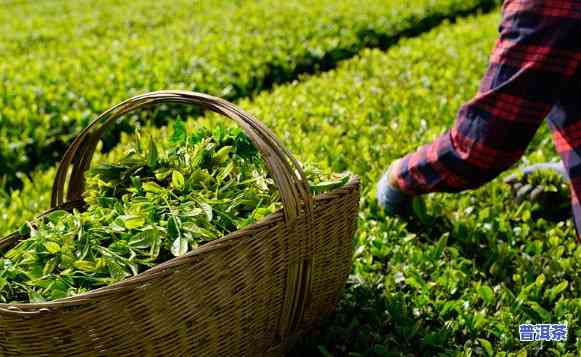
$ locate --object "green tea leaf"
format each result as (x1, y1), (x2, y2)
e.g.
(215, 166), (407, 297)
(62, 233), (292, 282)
(412, 197), (429, 225)
(535, 273), (546, 287)
(171, 170), (185, 190)
(171, 117), (187, 145)
(73, 260), (96, 272)
(128, 230), (152, 250)
(155, 168), (173, 181)
(309, 175), (349, 194)
(43, 258), (59, 276)
(18, 223), (31, 237)
(168, 215), (181, 240)
(478, 285), (495, 305)
(430, 233), (448, 260)
(44, 241), (61, 254)
(171, 236), (189, 257)
(122, 215), (146, 229)
(548, 281), (568, 302)
(142, 181), (164, 193)
(214, 146), (232, 163)
(526, 301), (551, 321)
(45, 210), (68, 224)
(148, 230), (162, 258)
(477, 338), (494, 357)
(200, 202), (213, 222)
(147, 138), (159, 168)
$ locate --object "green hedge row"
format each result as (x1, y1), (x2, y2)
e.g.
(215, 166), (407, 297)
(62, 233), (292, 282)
(0, 0), (501, 190)
(2, 10), (579, 355)
(0, 0), (204, 55)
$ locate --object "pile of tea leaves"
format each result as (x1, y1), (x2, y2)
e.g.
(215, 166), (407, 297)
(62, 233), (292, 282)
(0, 121), (348, 303)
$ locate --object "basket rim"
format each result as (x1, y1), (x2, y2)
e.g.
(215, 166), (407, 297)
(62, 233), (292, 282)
(0, 176), (360, 313)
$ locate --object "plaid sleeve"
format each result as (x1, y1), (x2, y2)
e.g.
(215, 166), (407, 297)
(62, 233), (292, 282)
(393, 0), (581, 196)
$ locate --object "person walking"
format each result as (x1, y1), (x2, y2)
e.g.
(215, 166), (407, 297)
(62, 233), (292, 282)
(376, 0), (581, 239)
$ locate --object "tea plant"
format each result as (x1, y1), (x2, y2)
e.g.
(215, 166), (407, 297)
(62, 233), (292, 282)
(0, 0), (500, 190)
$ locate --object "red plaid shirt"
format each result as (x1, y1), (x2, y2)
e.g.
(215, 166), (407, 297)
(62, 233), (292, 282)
(393, 0), (581, 238)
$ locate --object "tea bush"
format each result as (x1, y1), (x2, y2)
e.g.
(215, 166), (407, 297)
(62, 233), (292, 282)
(1, 7), (579, 356)
(0, 0), (499, 190)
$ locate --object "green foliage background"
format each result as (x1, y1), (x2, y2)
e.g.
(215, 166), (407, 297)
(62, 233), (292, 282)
(0, 0), (498, 190)
(1, 0), (579, 355)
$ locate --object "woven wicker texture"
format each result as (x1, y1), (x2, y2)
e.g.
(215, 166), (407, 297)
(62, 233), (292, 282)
(0, 91), (360, 356)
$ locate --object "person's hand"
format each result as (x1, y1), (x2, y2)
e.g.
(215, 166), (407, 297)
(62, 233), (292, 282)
(376, 159), (413, 216)
(503, 162), (568, 203)
(503, 162), (570, 221)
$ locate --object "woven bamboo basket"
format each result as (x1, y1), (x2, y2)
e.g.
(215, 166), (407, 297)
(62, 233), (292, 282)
(0, 90), (360, 356)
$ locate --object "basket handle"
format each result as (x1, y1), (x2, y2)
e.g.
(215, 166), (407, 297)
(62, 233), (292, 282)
(51, 90), (313, 224)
